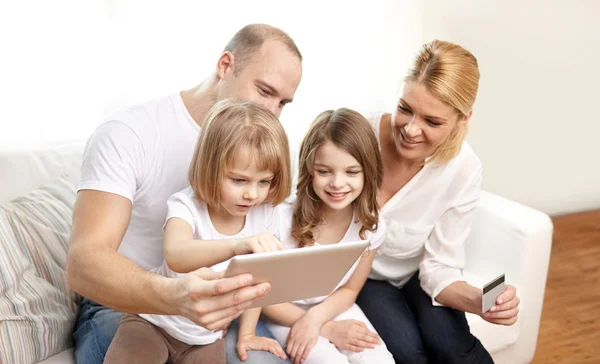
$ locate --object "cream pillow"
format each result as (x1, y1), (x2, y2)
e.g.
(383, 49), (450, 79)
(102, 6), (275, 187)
(0, 175), (79, 364)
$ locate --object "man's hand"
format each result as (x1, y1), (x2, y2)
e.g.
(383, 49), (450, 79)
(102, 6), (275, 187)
(169, 267), (271, 330)
(321, 319), (380, 352)
(233, 233), (285, 256)
(480, 284), (520, 326)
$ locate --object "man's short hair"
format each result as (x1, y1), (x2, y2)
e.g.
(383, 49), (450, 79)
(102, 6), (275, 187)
(223, 24), (303, 75)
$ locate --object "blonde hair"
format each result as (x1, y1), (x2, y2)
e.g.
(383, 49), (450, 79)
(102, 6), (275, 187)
(292, 109), (383, 247)
(188, 99), (291, 207)
(405, 40), (480, 165)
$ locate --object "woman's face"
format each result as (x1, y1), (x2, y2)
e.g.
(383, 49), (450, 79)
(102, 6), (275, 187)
(391, 82), (469, 163)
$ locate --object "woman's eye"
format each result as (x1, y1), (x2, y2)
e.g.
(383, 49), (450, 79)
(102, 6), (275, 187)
(398, 105), (412, 114)
(316, 170), (329, 175)
(426, 119), (442, 127)
(347, 170), (360, 175)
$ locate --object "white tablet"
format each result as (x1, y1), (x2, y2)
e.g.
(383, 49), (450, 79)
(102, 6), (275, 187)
(223, 240), (370, 308)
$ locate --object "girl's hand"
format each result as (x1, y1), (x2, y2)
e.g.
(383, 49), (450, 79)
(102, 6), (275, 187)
(236, 333), (287, 362)
(233, 233), (285, 256)
(321, 319), (380, 352)
(480, 285), (520, 326)
(286, 312), (324, 364)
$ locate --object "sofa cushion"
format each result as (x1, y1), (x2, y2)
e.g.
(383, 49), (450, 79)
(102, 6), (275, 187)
(0, 140), (85, 205)
(0, 175), (79, 364)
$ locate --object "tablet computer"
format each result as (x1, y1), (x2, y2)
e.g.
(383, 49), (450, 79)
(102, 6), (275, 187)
(223, 240), (370, 308)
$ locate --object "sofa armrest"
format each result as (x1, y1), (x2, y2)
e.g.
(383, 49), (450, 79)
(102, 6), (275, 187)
(464, 190), (553, 362)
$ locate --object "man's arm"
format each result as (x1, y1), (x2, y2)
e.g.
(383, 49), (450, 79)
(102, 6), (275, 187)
(66, 190), (271, 330)
(66, 190), (172, 313)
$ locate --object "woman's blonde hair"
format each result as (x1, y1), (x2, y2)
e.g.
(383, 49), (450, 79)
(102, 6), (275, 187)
(405, 40), (480, 165)
(292, 108), (383, 247)
(188, 99), (291, 207)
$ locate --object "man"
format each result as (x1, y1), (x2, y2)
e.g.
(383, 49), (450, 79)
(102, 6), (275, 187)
(66, 24), (303, 363)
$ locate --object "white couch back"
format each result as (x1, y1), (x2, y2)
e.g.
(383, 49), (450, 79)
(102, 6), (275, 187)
(0, 140), (86, 205)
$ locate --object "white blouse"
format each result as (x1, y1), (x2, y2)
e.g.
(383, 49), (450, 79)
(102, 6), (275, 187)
(366, 113), (483, 306)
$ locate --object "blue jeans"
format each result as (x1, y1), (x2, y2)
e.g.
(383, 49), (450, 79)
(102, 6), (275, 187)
(72, 298), (123, 364)
(73, 298), (289, 364)
(356, 273), (494, 364)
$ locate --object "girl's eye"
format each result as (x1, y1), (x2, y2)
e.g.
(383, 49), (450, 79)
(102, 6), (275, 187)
(232, 178), (245, 184)
(347, 170), (360, 175)
(316, 170), (329, 175)
(259, 180), (272, 185)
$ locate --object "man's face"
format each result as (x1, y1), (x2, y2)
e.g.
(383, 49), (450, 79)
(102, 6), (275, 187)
(216, 40), (302, 117)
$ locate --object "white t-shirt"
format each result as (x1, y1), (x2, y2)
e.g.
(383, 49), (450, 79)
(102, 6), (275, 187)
(365, 113), (483, 306)
(140, 187), (284, 345)
(277, 204), (386, 306)
(79, 94), (200, 270)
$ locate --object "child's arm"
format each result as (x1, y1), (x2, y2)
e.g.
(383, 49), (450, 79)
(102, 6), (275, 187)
(236, 308), (286, 361)
(283, 250), (381, 363)
(260, 302), (308, 327)
(163, 218), (284, 273)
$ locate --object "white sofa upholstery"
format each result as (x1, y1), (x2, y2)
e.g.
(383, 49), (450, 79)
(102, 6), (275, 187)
(0, 141), (552, 364)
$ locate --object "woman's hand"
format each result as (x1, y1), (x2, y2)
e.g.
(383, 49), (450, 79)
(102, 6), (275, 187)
(286, 312), (325, 364)
(233, 233), (285, 255)
(236, 333), (287, 362)
(321, 319), (380, 352)
(480, 284), (520, 326)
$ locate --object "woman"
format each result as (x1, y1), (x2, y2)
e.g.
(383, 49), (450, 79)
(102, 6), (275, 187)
(355, 40), (520, 364)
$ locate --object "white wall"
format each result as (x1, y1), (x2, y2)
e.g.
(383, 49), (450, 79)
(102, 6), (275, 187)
(100, 0), (422, 156)
(1, 0), (419, 159)
(421, 0), (600, 215)
(2, 1), (597, 215)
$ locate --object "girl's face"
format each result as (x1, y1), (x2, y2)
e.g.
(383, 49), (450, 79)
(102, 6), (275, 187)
(311, 140), (364, 213)
(220, 149), (274, 217)
(391, 82), (468, 163)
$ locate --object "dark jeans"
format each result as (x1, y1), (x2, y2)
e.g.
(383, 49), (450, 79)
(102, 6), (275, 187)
(356, 273), (494, 364)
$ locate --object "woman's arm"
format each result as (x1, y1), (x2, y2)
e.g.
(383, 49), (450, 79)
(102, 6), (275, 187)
(163, 218), (284, 273)
(435, 281), (481, 313)
(419, 167), (520, 325)
(437, 281), (520, 325)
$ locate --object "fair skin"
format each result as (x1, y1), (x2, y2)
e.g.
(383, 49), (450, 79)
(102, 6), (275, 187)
(66, 39), (302, 329)
(262, 142), (381, 364)
(164, 152), (287, 359)
(379, 81), (520, 325)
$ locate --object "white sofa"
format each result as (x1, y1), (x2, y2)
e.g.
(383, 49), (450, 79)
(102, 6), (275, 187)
(0, 141), (553, 364)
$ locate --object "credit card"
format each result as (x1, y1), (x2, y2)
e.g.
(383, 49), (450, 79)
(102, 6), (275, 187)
(482, 273), (505, 313)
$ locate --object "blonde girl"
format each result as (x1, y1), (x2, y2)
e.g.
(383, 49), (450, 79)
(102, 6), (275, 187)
(104, 100), (291, 364)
